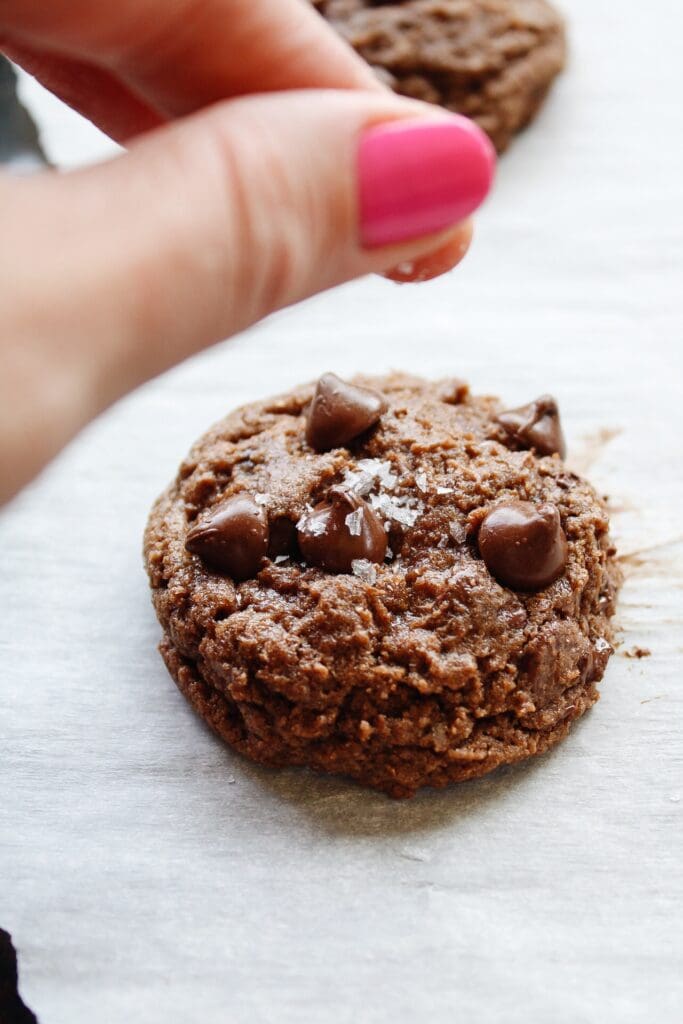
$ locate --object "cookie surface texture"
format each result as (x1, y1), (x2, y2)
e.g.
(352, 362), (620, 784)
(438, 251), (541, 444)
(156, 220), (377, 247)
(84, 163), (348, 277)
(313, 0), (566, 152)
(144, 375), (620, 798)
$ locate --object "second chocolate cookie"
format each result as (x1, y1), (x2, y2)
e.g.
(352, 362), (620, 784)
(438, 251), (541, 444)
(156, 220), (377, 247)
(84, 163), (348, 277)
(313, 0), (567, 153)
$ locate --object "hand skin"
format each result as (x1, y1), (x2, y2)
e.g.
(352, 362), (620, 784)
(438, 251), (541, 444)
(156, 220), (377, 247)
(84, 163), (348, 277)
(0, 0), (475, 505)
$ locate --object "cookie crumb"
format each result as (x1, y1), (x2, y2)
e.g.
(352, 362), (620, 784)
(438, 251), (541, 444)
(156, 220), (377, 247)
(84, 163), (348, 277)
(624, 646), (652, 659)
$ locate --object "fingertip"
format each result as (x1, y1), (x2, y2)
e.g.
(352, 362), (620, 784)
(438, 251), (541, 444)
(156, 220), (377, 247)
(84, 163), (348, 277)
(382, 221), (474, 284)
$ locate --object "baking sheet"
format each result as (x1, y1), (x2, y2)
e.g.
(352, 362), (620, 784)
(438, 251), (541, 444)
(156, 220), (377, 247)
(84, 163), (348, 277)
(2, 2), (682, 1021)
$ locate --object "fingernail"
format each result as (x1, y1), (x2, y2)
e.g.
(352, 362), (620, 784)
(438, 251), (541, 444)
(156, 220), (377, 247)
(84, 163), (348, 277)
(358, 116), (496, 249)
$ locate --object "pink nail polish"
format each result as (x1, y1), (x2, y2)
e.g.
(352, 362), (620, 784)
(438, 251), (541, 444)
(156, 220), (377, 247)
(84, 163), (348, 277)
(358, 116), (496, 249)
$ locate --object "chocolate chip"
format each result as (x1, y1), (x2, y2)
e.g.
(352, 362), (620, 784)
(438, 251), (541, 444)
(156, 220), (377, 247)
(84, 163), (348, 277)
(306, 373), (387, 452)
(497, 395), (566, 458)
(478, 500), (568, 591)
(297, 487), (387, 573)
(185, 494), (268, 580)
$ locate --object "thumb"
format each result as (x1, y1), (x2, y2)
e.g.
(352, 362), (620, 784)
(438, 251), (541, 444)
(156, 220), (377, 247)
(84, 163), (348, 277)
(1, 89), (494, 499)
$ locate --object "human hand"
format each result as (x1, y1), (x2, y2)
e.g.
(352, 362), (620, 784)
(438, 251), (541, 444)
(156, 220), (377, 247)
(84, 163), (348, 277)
(0, 0), (495, 503)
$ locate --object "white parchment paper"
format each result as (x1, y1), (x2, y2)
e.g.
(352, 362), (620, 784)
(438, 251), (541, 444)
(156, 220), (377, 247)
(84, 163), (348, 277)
(2, 2), (682, 1021)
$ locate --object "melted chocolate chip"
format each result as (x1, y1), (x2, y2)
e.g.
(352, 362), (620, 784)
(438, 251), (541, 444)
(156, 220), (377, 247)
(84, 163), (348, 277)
(478, 500), (568, 591)
(306, 373), (387, 452)
(497, 395), (566, 458)
(185, 494), (268, 580)
(297, 487), (387, 573)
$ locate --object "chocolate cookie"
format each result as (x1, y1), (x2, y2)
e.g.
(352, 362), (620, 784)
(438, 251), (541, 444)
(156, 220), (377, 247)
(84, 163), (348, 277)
(144, 374), (620, 798)
(312, 0), (566, 153)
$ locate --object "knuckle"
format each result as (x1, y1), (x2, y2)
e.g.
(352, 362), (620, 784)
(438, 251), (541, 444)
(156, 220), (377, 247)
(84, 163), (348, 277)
(206, 104), (318, 316)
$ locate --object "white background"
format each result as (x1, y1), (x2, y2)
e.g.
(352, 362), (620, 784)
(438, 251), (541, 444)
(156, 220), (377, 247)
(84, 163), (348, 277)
(2, 1), (682, 1021)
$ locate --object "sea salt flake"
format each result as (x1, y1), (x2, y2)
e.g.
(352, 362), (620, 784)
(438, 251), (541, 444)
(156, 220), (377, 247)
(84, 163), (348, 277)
(274, 555), (290, 564)
(297, 512), (326, 537)
(396, 508), (419, 526)
(341, 467), (375, 496)
(449, 522), (467, 544)
(594, 637), (611, 653)
(370, 492), (423, 528)
(351, 559), (377, 584)
(437, 535), (449, 549)
(369, 493), (391, 515)
(345, 508), (364, 536)
(437, 486), (454, 495)
(415, 472), (429, 493)
(254, 492), (270, 506)
(343, 459), (397, 495)
(392, 505), (421, 527)
(358, 459), (397, 491)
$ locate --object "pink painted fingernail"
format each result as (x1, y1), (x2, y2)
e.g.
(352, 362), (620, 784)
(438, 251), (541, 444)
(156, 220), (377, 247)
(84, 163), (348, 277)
(358, 116), (496, 249)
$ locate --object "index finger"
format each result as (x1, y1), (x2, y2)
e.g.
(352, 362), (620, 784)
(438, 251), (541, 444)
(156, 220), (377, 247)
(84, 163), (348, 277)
(0, 0), (381, 117)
